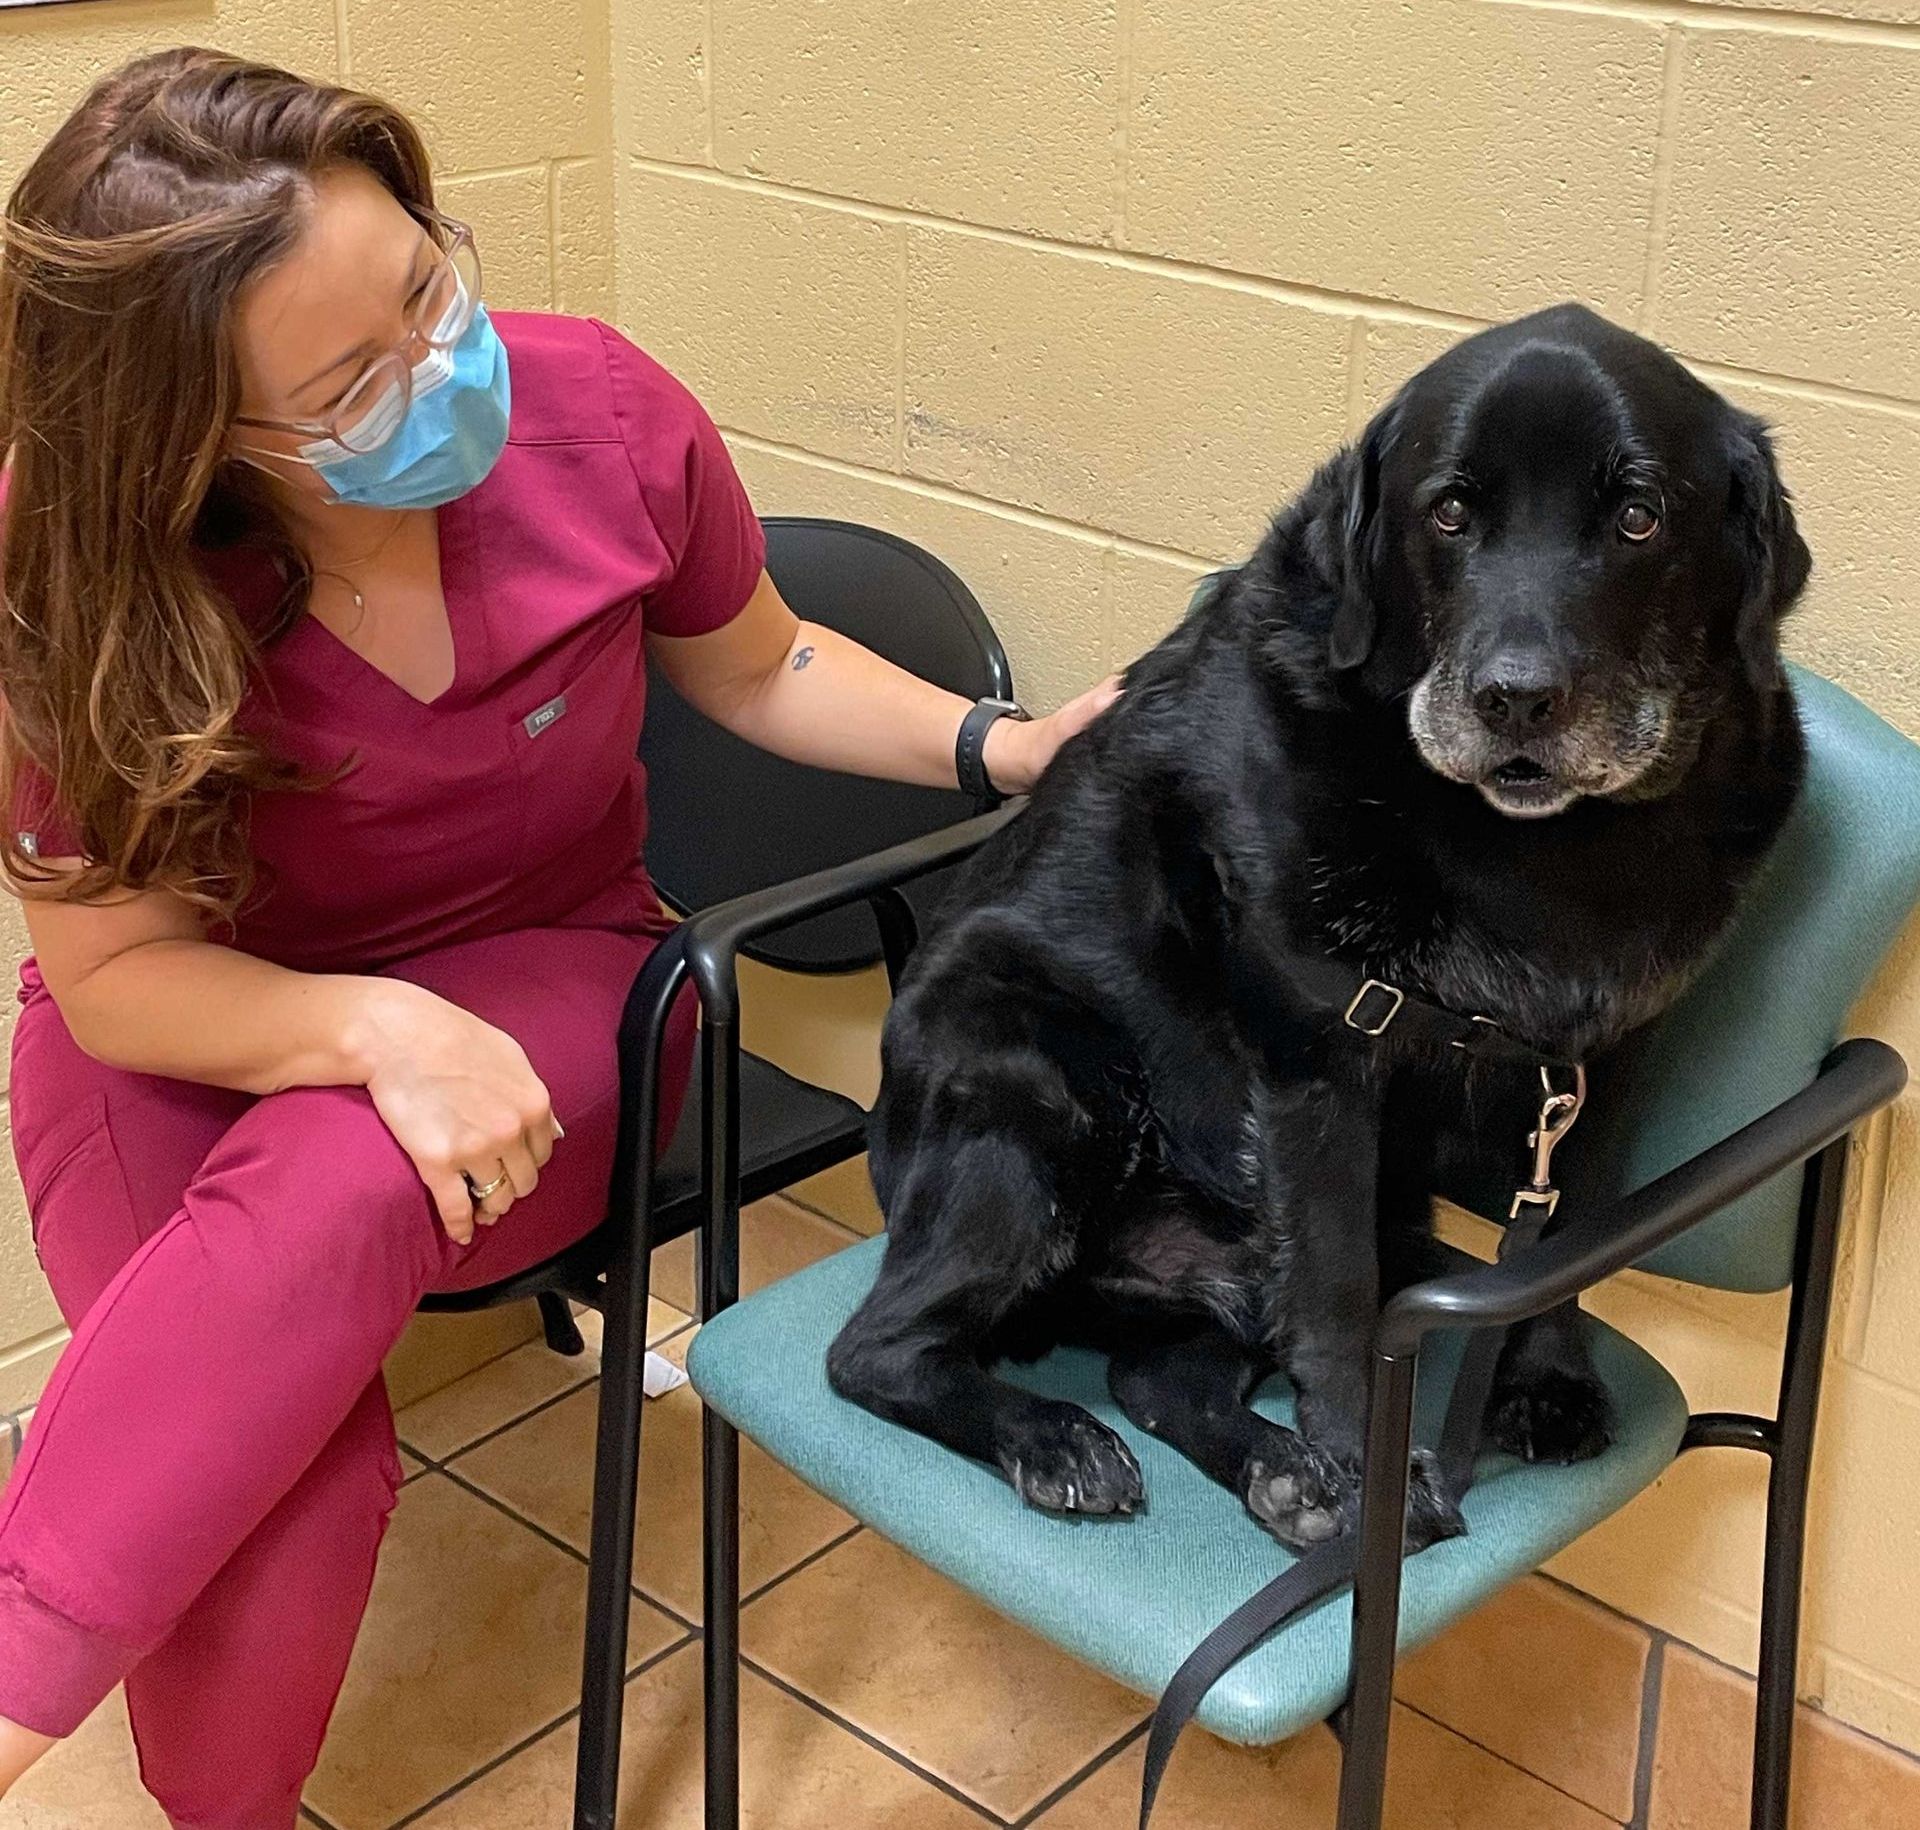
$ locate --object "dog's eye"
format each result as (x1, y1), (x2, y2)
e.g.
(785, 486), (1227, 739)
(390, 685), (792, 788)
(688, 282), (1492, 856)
(1430, 494), (1470, 536)
(1618, 502), (1661, 542)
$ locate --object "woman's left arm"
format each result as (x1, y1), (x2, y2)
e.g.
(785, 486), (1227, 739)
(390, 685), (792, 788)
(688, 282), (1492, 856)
(647, 570), (1119, 797)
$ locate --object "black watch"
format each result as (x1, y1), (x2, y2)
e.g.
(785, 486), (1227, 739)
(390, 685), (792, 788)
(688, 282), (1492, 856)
(955, 696), (1030, 802)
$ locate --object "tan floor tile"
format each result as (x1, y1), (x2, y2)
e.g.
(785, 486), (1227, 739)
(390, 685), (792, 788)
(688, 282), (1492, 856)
(453, 1334), (853, 1623)
(0, 1688), (168, 1828)
(411, 1639), (981, 1828)
(786, 1155), (886, 1236)
(570, 1296), (694, 1359)
(394, 1299), (685, 1461)
(1036, 1706), (1616, 1829)
(1396, 1576), (1650, 1819)
(399, 1446), (430, 1480)
(650, 1195), (860, 1315)
(743, 1531), (1146, 1820)
(304, 1472), (683, 1828)
(1651, 1645), (1920, 1829)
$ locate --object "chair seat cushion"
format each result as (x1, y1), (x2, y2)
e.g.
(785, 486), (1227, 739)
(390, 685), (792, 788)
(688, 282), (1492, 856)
(650, 1050), (868, 1242)
(688, 1234), (1688, 1746)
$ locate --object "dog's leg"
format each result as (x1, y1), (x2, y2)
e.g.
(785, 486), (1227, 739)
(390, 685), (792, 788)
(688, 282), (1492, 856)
(1487, 1301), (1614, 1464)
(1108, 1331), (1345, 1550)
(827, 1133), (1145, 1517)
(1268, 1080), (1465, 1550)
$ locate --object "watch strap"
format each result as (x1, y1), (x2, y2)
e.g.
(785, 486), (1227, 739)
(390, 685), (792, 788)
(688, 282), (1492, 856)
(956, 697), (1028, 802)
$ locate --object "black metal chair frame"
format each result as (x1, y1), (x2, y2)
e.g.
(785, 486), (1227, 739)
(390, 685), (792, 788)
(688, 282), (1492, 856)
(665, 801), (1908, 1830)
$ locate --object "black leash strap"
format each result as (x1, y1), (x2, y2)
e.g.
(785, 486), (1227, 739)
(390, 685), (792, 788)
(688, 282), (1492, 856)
(1284, 957), (1576, 1072)
(1135, 1210), (1552, 1829)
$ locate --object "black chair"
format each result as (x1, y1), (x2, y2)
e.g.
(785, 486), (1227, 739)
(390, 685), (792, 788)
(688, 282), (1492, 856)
(414, 517), (1014, 1830)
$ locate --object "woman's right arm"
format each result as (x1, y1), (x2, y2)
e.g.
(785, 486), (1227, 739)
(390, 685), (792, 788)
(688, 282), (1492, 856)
(19, 877), (558, 1242)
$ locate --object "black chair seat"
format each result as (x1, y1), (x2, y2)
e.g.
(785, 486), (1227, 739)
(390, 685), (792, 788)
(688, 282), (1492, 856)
(417, 1050), (868, 1316)
(649, 1049), (869, 1240)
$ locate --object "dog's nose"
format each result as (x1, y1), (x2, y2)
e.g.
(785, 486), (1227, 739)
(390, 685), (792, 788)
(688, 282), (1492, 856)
(1471, 664), (1570, 739)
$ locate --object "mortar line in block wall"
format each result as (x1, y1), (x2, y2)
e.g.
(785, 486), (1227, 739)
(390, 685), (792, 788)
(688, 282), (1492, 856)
(726, 428), (1226, 570)
(1111, 0), (1137, 247)
(1811, 1647), (1920, 1753)
(893, 222), (909, 474)
(1486, 0), (1920, 54)
(332, 0), (351, 82)
(626, 156), (1920, 424)
(544, 159), (559, 314)
(1636, 24), (1687, 338)
(1343, 313), (1372, 436)
(624, 155), (1484, 333)
(702, 0), (716, 168)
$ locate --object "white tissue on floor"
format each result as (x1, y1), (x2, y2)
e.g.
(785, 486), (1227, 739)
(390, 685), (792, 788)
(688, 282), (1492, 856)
(643, 1349), (689, 1399)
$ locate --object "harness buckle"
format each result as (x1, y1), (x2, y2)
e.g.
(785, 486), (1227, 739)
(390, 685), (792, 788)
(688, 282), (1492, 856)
(1343, 978), (1405, 1037)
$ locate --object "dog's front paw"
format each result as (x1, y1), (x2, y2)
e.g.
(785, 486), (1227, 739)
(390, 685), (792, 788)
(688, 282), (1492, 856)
(1405, 1448), (1467, 1552)
(1489, 1367), (1615, 1465)
(1244, 1444), (1349, 1551)
(999, 1407), (1145, 1516)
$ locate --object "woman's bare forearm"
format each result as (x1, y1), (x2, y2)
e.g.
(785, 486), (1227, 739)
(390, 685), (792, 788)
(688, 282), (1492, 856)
(55, 936), (420, 1095)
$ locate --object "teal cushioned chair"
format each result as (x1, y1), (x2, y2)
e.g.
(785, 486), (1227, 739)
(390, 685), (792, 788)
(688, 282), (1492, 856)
(662, 577), (1920, 1830)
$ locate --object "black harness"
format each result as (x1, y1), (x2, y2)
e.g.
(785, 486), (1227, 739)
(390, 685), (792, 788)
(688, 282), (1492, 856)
(1136, 968), (1585, 1828)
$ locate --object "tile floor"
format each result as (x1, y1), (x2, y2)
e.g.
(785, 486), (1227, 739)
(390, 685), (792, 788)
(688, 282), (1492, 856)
(7, 1192), (1920, 1829)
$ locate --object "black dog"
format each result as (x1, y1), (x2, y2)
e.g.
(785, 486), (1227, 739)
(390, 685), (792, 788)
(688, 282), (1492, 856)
(828, 304), (1810, 1551)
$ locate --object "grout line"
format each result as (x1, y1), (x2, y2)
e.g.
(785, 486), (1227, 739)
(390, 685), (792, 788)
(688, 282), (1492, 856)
(544, 159), (559, 313)
(1342, 313), (1372, 436)
(727, 428), (1231, 568)
(1630, 1634), (1669, 1829)
(635, 153), (1920, 425)
(439, 160), (555, 186)
(1009, 1717), (1150, 1827)
(1637, 24), (1688, 337)
(626, 153), (1483, 331)
(1111, 0), (1136, 248)
(382, 1628), (697, 1829)
(299, 1806), (342, 1830)
(893, 222), (910, 474)
(1687, 1638), (1920, 1773)
(1399, 1695), (1628, 1820)
(740, 1522), (865, 1609)
(1486, 0), (1920, 54)
(739, 1653), (1007, 1823)
(396, 1369), (600, 1467)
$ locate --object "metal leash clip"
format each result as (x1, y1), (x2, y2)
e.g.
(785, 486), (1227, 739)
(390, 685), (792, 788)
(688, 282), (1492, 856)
(1509, 1063), (1587, 1219)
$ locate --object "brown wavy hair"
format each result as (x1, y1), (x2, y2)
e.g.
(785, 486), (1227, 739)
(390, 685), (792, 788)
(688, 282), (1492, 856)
(0, 46), (438, 916)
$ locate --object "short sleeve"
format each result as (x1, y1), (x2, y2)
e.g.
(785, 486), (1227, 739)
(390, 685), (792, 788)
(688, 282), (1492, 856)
(7, 749), (83, 863)
(593, 322), (766, 639)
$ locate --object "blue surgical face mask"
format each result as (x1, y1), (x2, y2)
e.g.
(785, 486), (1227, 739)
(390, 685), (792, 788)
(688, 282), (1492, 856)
(305, 303), (512, 511)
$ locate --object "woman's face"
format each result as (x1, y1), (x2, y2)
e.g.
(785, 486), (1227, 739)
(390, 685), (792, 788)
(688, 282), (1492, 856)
(228, 165), (445, 505)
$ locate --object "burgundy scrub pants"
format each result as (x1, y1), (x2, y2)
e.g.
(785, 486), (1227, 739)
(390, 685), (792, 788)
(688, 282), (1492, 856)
(0, 921), (692, 1828)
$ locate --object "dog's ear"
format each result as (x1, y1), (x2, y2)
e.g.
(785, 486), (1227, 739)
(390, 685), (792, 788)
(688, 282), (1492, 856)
(1725, 411), (1811, 689)
(1328, 397), (1401, 672)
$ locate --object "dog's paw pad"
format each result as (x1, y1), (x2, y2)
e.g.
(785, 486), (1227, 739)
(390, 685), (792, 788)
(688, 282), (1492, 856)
(1489, 1369), (1615, 1466)
(1002, 1411), (1144, 1516)
(1244, 1454), (1347, 1550)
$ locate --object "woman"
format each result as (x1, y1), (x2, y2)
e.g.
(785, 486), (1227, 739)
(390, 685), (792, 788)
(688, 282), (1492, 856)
(0, 48), (1112, 1825)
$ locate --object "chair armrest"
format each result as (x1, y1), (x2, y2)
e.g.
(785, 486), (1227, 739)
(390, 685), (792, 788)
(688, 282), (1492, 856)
(1375, 1037), (1907, 1356)
(676, 801), (1023, 1021)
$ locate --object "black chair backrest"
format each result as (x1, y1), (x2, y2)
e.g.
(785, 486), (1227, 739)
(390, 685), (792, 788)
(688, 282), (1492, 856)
(640, 517), (1015, 971)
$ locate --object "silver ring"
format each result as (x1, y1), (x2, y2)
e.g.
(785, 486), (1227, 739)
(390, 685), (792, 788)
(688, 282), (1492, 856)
(463, 1168), (510, 1204)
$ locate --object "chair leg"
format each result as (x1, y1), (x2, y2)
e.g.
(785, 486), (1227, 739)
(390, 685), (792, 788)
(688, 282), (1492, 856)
(573, 1228), (653, 1830)
(539, 1289), (588, 1357)
(703, 1409), (743, 1830)
(1751, 1139), (1848, 1830)
(1336, 1350), (1420, 1830)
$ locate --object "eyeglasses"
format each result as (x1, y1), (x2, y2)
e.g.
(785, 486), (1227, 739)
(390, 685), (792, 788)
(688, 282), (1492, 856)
(233, 211), (482, 463)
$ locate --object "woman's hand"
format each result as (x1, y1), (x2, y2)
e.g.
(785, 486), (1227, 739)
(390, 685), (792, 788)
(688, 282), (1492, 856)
(348, 980), (560, 1246)
(981, 674), (1124, 796)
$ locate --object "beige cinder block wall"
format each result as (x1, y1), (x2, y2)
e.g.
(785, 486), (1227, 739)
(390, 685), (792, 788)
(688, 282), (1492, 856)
(606, 0), (1920, 1757)
(0, 0), (616, 1410)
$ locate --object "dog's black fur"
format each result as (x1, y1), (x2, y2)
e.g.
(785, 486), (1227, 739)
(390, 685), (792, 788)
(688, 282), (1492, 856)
(827, 304), (1811, 1550)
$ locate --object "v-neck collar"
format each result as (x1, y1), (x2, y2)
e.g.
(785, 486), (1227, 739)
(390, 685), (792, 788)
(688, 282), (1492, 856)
(288, 494), (481, 713)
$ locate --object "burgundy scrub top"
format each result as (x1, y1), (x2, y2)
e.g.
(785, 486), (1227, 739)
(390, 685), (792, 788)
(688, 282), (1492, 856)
(11, 313), (766, 973)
